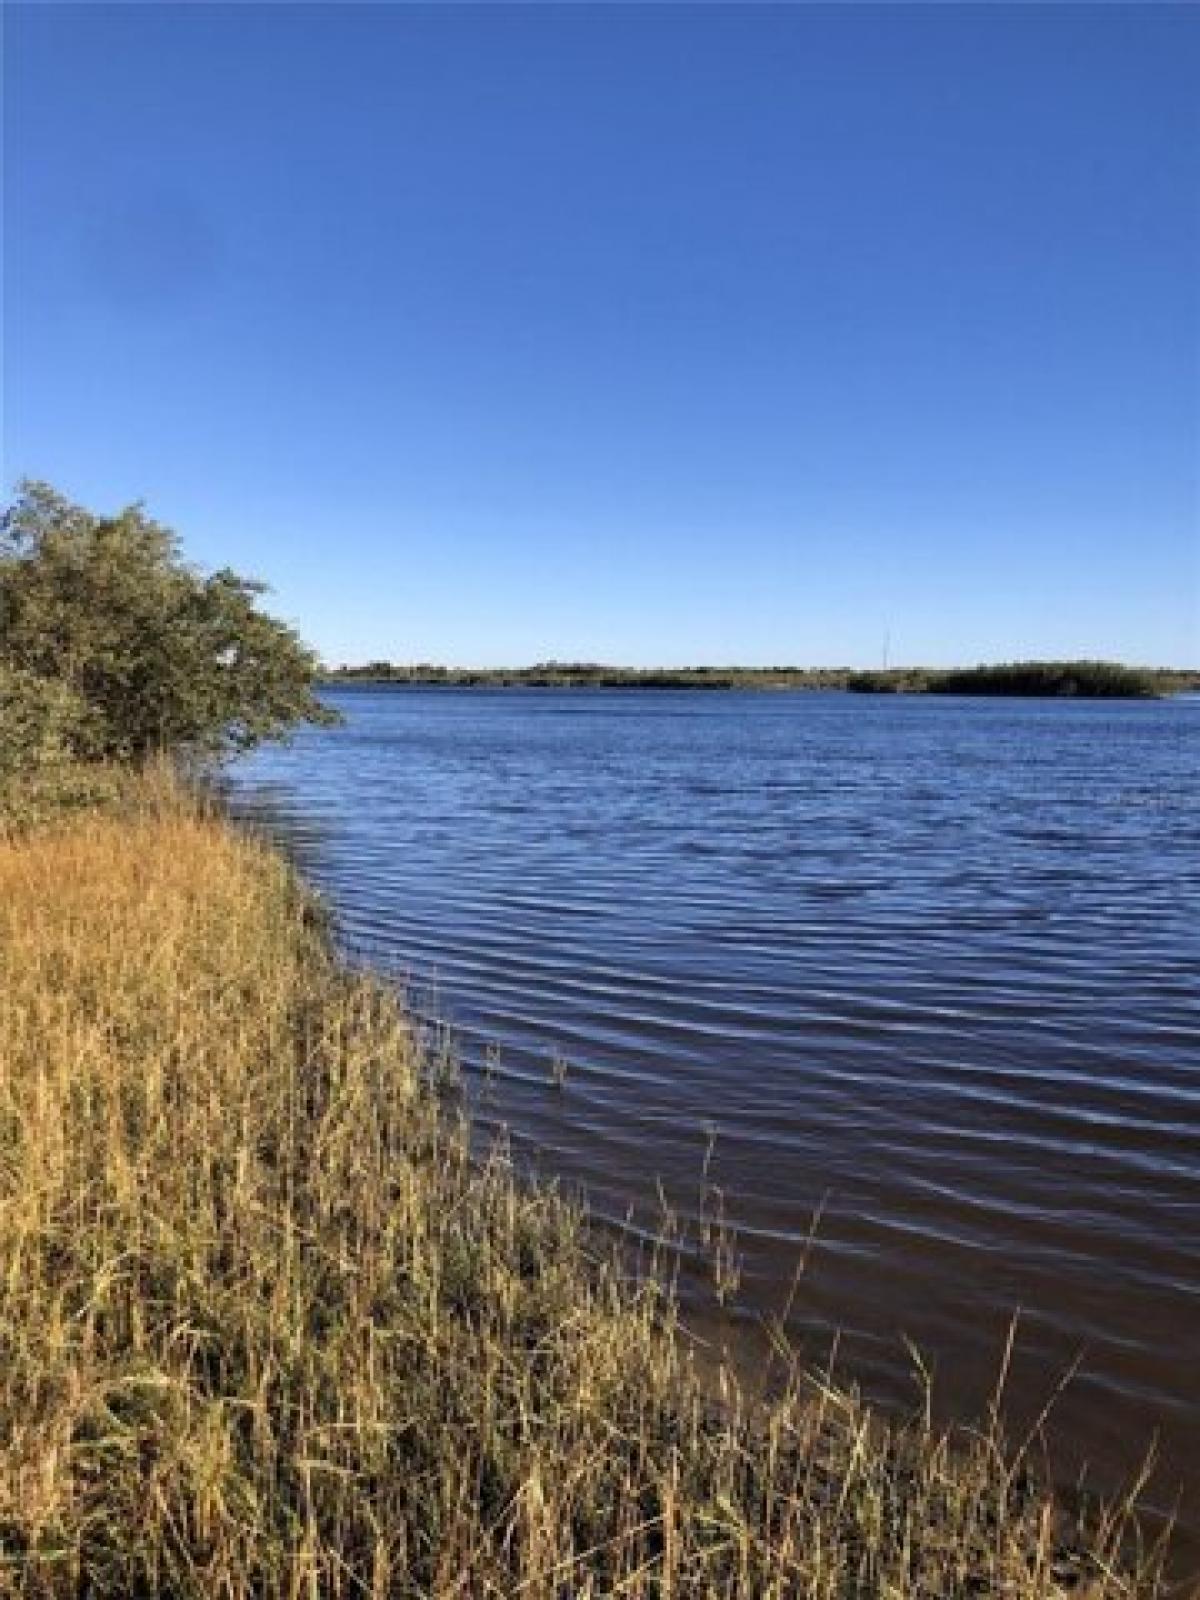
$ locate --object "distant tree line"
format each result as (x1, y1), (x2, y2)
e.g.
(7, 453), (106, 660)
(331, 662), (866, 691)
(329, 661), (836, 690)
(844, 661), (1171, 697)
(328, 659), (1194, 698)
(919, 661), (1164, 698)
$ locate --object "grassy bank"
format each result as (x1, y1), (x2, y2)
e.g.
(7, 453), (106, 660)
(0, 780), (1170, 1596)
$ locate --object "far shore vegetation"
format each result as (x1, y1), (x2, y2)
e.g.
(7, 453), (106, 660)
(0, 483), (1177, 1593)
(327, 659), (1198, 698)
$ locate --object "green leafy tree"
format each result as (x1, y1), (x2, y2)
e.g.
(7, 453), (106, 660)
(0, 662), (98, 781)
(1, 481), (338, 763)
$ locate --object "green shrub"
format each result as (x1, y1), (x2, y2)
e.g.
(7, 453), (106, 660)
(1, 481), (338, 764)
(0, 663), (98, 780)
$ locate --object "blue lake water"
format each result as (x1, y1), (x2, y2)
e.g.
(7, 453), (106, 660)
(230, 686), (1200, 1557)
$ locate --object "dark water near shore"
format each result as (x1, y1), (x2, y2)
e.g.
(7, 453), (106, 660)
(230, 687), (1199, 1565)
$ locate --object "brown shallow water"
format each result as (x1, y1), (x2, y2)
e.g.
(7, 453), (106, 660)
(230, 686), (1199, 1575)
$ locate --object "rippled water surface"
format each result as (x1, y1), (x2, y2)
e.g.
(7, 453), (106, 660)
(230, 688), (1199, 1558)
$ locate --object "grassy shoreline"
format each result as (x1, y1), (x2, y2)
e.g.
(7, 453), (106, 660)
(0, 775), (1172, 1595)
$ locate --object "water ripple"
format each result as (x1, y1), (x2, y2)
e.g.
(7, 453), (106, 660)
(229, 688), (1200, 1559)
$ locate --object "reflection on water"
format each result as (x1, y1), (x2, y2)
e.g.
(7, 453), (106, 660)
(229, 687), (1200, 1564)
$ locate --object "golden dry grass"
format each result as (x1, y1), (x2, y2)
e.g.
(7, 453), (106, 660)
(0, 785), (1169, 1596)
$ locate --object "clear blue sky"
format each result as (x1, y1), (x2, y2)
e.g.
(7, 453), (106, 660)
(4, 4), (1197, 668)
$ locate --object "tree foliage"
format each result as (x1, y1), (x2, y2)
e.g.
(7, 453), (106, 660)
(925, 660), (1159, 698)
(1, 481), (338, 764)
(0, 663), (97, 781)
